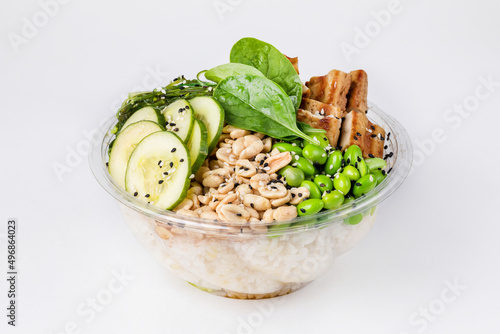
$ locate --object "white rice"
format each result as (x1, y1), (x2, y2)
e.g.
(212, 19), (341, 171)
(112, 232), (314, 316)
(120, 204), (376, 297)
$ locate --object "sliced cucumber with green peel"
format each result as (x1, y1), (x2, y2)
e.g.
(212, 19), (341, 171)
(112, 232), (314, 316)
(125, 131), (191, 210)
(187, 119), (208, 174)
(120, 106), (165, 132)
(109, 121), (164, 189)
(161, 99), (194, 142)
(189, 96), (224, 154)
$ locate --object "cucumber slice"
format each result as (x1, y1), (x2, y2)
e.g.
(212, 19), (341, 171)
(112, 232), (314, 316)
(120, 106), (165, 132)
(109, 121), (164, 189)
(187, 119), (208, 174)
(161, 99), (194, 142)
(125, 131), (191, 210)
(189, 96), (224, 154)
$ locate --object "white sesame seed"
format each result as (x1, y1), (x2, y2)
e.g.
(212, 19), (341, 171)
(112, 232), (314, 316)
(263, 167), (270, 171)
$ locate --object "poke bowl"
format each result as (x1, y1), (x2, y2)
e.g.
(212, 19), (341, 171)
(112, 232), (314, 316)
(89, 38), (413, 299)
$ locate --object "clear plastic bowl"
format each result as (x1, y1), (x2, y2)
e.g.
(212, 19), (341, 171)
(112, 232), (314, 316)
(89, 102), (413, 299)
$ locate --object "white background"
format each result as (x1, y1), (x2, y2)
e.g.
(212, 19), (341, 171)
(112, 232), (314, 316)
(2, 0), (500, 333)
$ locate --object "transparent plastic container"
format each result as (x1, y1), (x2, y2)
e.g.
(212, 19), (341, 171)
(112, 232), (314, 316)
(89, 102), (413, 299)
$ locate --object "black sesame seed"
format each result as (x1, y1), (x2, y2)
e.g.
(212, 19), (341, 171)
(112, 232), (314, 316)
(300, 208), (306, 213)
(106, 162), (109, 167)
(320, 183), (325, 187)
(356, 132), (362, 136)
(259, 160), (264, 165)
(159, 180), (164, 184)
(271, 186), (277, 190)
(250, 203), (254, 208)
(158, 160), (162, 165)
(298, 193), (303, 197)
(371, 134), (377, 138)
(174, 128), (179, 132)
(163, 172), (168, 176)
(355, 162), (358, 168)
(236, 213), (242, 217)
(353, 136), (358, 140)
(346, 158), (350, 164)
(382, 170), (386, 175)
(323, 137), (328, 141)
(133, 192), (138, 196)
(228, 202), (232, 204)
(384, 145), (388, 149)
(180, 158), (184, 162)
(292, 193), (296, 198)
(185, 105), (190, 110)
(357, 156), (361, 162)
(249, 185), (253, 189)
(178, 108), (184, 113)
(234, 183), (240, 187)
(387, 168), (393, 174)
(170, 122), (176, 126)
(371, 125), (375, 130)
(171, 148), (177, 152)
(170, 162), (174, 168)
(263, 163), (269, 167)
(355, 183), (361, 186)
(145, 194), (150, 198)
(368, 154), (374, 158)
(221, 184), (226, 187)
(326, 190), (331, 194)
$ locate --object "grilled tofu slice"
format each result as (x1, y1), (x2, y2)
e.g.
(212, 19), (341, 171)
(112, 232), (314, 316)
(346, 70), (368, 113)
(305, 70), (351, 110)
(285, 55), (299, 74)
(338, 110), (369, 152)
(300, 98), (345, 119)
(363, 122), (386, 159)
(297, 109), (341, 147)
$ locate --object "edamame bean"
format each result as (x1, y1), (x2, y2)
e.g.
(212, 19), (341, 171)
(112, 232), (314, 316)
(297, 199), (324, 216)
(272, 142), (303, 157)
(343, 195), (354, 205)
(343, 145), (363, 167)
(322, 190), (344, 210)
(352, 174), (377, 198)
(341, 165), (360, 181)
(371, 169), (387, 185)
(280, 166), (305, 187)
(324, 150), (343, 175)
(300, 180), (322, 199)
(333, 173), (351, 195)
(302, 144), (328, 165)
(294, 157), (316, 176)
(345, 213), (363, 225)
(310, 133), (330, 149)
(314, 175), (333, 193)
(365, 157), (387, 172)
(357, 159), (368, 177)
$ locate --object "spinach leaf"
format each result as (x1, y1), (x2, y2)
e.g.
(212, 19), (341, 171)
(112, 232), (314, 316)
(297, 121), (327, 135)
(230, 37), (302, 110)
(205, 63), (265, 83)
(214, 75), (313, 142)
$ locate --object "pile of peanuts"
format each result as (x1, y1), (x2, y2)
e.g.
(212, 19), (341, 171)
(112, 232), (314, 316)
(172, 125), (311, 231)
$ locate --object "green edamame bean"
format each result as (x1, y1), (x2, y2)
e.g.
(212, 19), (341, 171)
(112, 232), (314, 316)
(294, 157), (316, 176)
(310, 133), (330, 149)
(343, 145), (363, 167)
(280, 166), (305, 187)
(333, 173), (351, 195)
(371, 169), (387, 185)
(324, 150), (343, 175)
(352, 174), (377, 198)
(357, 159), (368, 177)
(314, 175), (333, 193)
(302, 144), (328, 165)
(341, 165), (360, 181)
(300, 180), (322, 199)
(365, 157), (387, 172)
(272, 142), (303, 157)
(297, 199), (324, 216)
(345, 213), (363, 225)
(322, 190), (345, 210)
(343, 195), (354, 205)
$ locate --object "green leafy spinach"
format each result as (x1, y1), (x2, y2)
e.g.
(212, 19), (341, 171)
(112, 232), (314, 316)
(205, 63), (265, 83)
(213, 75), (313, 143)
(229, 37), (302, 110)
